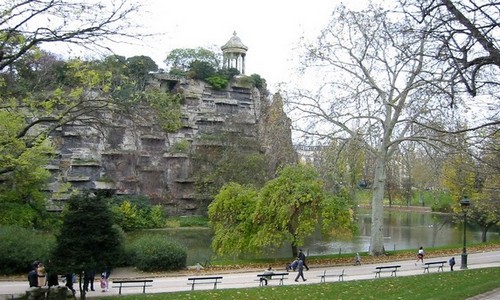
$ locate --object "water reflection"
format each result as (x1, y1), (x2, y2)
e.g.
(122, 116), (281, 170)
(135, 209), (499, 265)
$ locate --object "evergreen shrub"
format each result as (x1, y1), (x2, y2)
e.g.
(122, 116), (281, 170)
(0, 226), (55, 275)
(128, 235), (187, 271)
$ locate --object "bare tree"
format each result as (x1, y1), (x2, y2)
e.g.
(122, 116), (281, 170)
(402, 0), (500, 101)
(0, 0), (141, 71)
(286, 4), (457, 255)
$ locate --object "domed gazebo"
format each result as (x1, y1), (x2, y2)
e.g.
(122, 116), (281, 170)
(221, 31), (248, 75)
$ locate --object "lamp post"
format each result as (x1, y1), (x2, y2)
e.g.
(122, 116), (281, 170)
(460, 196), (471, 269)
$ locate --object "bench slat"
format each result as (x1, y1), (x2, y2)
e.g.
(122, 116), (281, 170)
(317, 269), (345, 283)
(374, 266), (401, 278)
(187, 276), (223, 290)
(112, 279), (153, 295)
(423, 261), (447, 273)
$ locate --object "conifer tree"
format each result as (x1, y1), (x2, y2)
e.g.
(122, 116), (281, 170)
(51, 191), (123, 299)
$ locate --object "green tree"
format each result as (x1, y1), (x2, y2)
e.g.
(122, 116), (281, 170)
(164, 47), (220, 74)
(189, 60), (216, 80)
(126, 55), (158, 90)
(253, 164), (353, 257)
(208, 183), (259, 256)
(209, 164), (355, 258)
(51, 191), (123, 300)
(0, 111), (54, 228)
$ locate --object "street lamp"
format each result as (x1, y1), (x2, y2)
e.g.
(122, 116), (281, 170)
(460, 196), (471, 269)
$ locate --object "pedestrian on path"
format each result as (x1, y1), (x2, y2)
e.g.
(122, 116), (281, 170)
(84, 269), (95, 291)
(415, 246), (424, 265)
(449, 257), (456, 271)
(298, 249), (309, 271)
(355, 253), (361, 266)
(294, 259), (307, 282)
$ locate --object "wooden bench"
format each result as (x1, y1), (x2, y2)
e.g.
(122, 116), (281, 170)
(256, 272), (288, 286)
(187, 276), (223, 290)
(317, 269), (345, 283)
(374, 265), (401, 278)
(112, 279), (153, 295)
(423, 261), (447, 273)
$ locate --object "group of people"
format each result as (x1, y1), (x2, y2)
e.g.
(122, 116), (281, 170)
(27, 260), (111, 294)
(261, 249), (309, 286)
(283, 249), (309, 282)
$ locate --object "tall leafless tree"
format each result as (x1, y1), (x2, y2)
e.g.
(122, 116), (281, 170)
(402, 0), (500, 101)
(286, 4), (457, 255)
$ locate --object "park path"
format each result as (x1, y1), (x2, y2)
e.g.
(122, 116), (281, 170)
(1, 250), (499, 299)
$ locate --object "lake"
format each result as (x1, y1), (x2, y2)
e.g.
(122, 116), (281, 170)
(136, 208), (500, 265)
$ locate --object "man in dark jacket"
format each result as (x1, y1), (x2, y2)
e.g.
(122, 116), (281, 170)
(28, 269), (38, 287)
(298, 249), (309, 271)
(84, 270), (95, 291)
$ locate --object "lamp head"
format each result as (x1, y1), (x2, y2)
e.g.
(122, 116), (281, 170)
(460, 196), (471, 211)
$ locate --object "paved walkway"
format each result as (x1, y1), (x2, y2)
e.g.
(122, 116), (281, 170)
(1, 251), (499, 299)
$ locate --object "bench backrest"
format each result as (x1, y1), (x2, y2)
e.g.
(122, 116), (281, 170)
(113, 279), (153, 284)
(377, 265), (401, 269)
(188, 276), (223, 280)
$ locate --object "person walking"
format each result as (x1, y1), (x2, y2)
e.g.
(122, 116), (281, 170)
(84, 270), (96, 291)
(355, 253), (361, 266)
(415, 246), (424, 265)
(294, 259), (307, 282)
(298, 249), (309, 271)
(100, 268), (111, 292)
(449, 257), (456, 271)
(64, 273), (77, 300)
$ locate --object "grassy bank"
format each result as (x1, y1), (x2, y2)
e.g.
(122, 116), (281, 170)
(97, 267), (500, 300)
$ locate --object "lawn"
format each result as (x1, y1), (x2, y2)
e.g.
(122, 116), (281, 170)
(97, 267), (500, 300)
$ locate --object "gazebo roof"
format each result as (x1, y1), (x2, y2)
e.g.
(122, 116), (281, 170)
(221, 31), (248, 52)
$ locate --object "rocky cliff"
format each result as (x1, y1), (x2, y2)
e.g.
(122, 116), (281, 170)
(45, 74), (276, 216)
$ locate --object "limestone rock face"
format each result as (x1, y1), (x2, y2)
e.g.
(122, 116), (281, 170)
(46, 76), (265, 216)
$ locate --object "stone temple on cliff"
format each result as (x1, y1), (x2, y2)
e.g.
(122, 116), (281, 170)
(221, 31), (248, 75)
(45, 33), (275, 216)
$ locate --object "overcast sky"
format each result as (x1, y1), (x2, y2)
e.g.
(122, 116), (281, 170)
(37, 0), (374, 91)
(109, 0), (372, 92)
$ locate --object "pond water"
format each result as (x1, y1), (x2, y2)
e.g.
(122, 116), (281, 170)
(135, 209), (499, 265)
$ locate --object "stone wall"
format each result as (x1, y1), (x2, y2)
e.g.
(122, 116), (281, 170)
(45, 75), (264, 216)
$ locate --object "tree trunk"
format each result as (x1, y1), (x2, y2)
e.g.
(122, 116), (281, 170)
(482, 227), (488, 243)
(370, 155), (387, 256)
(291, 244), (298, 258)
(79, 272), (86, 300)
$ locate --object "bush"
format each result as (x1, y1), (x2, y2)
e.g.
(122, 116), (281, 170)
(206, 75), (228, 90)
(109, 196), (166, 231)
(171, 139), (190, 153)
(127, 235), (187, 271)
(0, 226), (55, 275)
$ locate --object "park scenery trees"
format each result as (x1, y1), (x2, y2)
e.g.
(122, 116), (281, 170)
(287, 1), (499, 255)
(208, 164), (355, 258)
(0, 0), (497, 281)
(50, 192), (123, 299)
